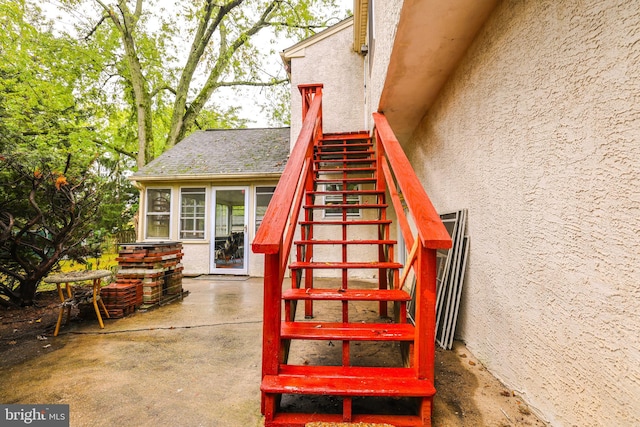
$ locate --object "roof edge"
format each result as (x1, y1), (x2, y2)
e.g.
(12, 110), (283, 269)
(282, 16), (354, 61)
(130, 172), (283, 183)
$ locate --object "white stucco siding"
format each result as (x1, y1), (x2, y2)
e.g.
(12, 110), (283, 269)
(289, 21), (364, 146)
(404, 1), (640, 425)
(365, 0), (403, 127)
(181, 242), (209, 275)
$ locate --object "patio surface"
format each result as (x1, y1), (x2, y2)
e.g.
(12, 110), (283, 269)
(0, 277), (546, 426)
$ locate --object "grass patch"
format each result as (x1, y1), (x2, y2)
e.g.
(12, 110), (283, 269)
(37, 253), (119, 293)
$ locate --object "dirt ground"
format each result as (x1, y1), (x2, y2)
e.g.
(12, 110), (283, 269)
(0, 286), (547, 427)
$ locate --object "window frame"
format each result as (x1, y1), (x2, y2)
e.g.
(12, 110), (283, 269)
(145, 188), (172, 239)
(179, 187), (206, 240)
(255, 186), (276, 233)
(323, 183), (361, 218)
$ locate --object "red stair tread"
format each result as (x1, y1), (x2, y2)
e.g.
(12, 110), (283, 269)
(320, 133), (370, 141)
(314, 158), (375, 163)
(265, 413), (424, 427)
(281, 321), (414, 341)
(316, 150), (374, 156)
(283, 288), (410, 301)
(308, 189), (384, 195)
(294, 239), (396, 245)
(315, 177), (377, 183)
(317, 140), (371, 145)
(299, 219), (391, 226)
(303, 203), (387, 209)
(315, 167), (376, 173)
(289, 261), (402, 269)
(262, 366), (434, 396)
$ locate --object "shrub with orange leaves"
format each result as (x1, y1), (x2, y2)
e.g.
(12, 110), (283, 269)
(54, 175), (68, 190)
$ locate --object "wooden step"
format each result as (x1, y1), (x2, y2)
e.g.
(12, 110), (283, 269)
(315, 167), (376, 174)
(320, 133), (370, 141)
(289, 261), (402, 270)
(315, 151), (375, 158)
(308, 189), (384, 196)
(319, 137), (371, 144)
(282, 321), (414, 341)
(294, 239), (396, 245)
(299, 219), (391, 226)
(315, 177), (377, 184)
(303, 203), (387, 210)
(264, 413), (425, 427)
(319, 138), (371, 143)
(262, 366), (434, 396)
(314, 158), (375, 164)
(283, 288), (410, 301)
(315, 149), (376, 157)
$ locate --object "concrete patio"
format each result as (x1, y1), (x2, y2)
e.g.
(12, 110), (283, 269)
(0, 277), (545, 427)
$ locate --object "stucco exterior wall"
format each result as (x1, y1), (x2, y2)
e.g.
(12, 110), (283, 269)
(404, 1), (640, 425)
(289, 20), (364, 146)
(364, 0), (403, 126)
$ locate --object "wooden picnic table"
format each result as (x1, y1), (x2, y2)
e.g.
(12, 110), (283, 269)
(44, 270), (112, 336)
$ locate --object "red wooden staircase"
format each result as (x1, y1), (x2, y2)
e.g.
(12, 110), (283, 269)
(253, 84), (452, 427)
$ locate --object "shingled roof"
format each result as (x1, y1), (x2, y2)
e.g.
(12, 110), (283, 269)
(132, 127), (290, 180)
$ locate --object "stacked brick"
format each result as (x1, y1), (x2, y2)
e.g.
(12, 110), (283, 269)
(116, 242), (184, 308)
(101, 279), (142, 318)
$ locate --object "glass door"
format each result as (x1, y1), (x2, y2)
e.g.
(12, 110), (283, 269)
(210, 187), (249, 275)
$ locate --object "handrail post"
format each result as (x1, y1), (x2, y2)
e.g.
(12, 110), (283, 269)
(262, 252), (282, 378)
(414, 244), (437, 382)
(298, 84), (323, 122)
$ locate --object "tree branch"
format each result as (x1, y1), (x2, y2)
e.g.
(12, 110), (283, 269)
(265, 21), (330, 31)
(94, 0), (124, 32)
(185, 1), (279, 125)
(84, 14), (109, 40)
(150, 85), (177, 98)
(217, 79), (288, 87)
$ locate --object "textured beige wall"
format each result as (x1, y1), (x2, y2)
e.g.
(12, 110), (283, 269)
(365, 0), (403, 125)
(289, 21), (365, 145)
(404, 1), (640, 425)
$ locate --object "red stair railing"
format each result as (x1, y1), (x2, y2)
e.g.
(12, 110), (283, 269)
(372, 111), (452, 383)
(253, 85), (452, 423)
(252, 84), (323, 414)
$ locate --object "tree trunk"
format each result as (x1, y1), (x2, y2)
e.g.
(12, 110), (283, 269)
(103, 0), (154, 168)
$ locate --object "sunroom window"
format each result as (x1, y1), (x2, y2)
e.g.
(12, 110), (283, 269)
(255, 186), (276, 232)
(146, 188), (171, 239)
(180, 188), (205, 239)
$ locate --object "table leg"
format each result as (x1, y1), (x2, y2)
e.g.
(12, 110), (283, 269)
(95, 277), (110, 319)
(54, 283), (74, 337)
(54, 284), (65, 337)
(64, 283), (72, 325)
(92, 279), (105, 329)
